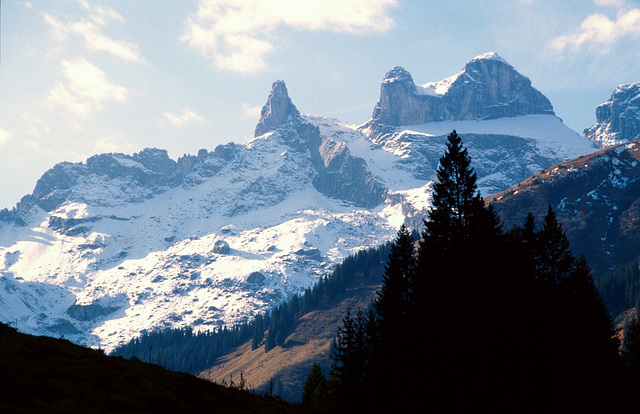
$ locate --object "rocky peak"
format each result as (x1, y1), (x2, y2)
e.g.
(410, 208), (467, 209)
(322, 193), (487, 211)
(382, 66), (417, 90)
(367, 52), (554, 128)
(30, 148), (182, 211)
(584, 82), (640, 148)
(254, 80), (301, 137)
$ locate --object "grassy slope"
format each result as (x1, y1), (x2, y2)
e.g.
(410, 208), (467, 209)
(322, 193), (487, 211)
(0, 323), (307, 414)
(204, 270), (382, 402)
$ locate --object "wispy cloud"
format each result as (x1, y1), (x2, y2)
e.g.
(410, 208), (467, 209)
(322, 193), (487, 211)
(0, 128), (12, 150)
(43, 1), (143, 63)
(163, 107), (205, 126)
(550, 6), (640, 55)
(181, 0), (397, 72)
(240, 103), (262, 120)
(92, 134), (136, 154)
(47, 58), (127, 116)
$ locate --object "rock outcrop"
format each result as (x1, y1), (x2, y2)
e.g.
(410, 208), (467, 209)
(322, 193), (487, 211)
(253, 80), (387, 208)
(584, 82), (640, 148)
(254, 80), (301, 137)
(367, 52), (554, 128)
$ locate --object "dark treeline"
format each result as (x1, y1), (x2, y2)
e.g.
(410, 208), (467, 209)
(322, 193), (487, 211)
(597, 260), (640, 318)
(263, 243), (393, 352)
(303, 131), (640, 412)
(111, 242), (394, 374)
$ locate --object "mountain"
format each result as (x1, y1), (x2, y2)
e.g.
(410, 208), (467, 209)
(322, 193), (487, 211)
(358, 52), (595, 196)
(585, 82), (640, 148)
(366, 52), (554, 128)
(0, 323), (302, 413)
(490, 140), (640, 275)
(0, 52), (597, 352)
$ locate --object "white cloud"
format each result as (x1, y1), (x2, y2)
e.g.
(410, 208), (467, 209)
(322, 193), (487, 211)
(163, 108), (205, 126)
(594, 0), (627, 7)
(47, 58), (127, 115)
(181, 0), (397, 72)
(241, 102), (262, 120)
(0, 128), (12, 149)
(550, 7), (640, 54)
(92, 134), (136, 154)
(43, 2), (143, 63)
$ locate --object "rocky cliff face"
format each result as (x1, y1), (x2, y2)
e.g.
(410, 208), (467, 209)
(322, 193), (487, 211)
(253, 80), (387, 208)
(584, 82), (640, 148)
(367, 52), (554, 129)
(254, 80), (301, 137)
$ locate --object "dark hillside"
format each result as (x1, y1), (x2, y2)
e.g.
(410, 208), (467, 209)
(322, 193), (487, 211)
(0, 323), (305, 413)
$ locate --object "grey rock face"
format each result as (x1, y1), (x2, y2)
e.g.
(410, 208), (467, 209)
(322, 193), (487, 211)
(31, 148), (180, 211)
(254, 80), (301, 137)
(246, 271), (266, 284)
(300, 123), (387, 208)
(212, 240), (230, 255)
(368, 52), (554, 128)
(67, 302), (119, 321)
(251, 80), (387, 208)
(584, 82), (640, 148)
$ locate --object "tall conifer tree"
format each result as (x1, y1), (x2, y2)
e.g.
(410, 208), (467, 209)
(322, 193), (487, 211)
(374, 224), (414, 335)
(415, 130), (505, 408)
(538, 205), (574, 288)
(622, 315), (640, 376)
(370, 225), (415, 407)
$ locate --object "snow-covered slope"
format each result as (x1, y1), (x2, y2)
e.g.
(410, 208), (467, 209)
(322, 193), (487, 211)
(357, 114), (596, 196)
(0, 53), (598, 351)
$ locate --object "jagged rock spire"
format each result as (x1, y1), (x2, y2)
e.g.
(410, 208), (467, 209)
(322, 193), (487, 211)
(254, 80), (301, 137)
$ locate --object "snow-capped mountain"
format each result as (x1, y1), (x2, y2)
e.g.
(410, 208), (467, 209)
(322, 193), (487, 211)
(359, 52), (596, 195)
(584, 82), (640, 148)
(0, 53), (597, 351)
(366, 52), (554, 128)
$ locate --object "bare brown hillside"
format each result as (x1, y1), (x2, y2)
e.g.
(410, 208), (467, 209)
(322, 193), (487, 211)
(203, 273), (382, 402)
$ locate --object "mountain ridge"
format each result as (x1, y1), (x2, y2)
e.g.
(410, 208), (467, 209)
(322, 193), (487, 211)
(0, 52), (601, 352)
(490, 139), (640, 275)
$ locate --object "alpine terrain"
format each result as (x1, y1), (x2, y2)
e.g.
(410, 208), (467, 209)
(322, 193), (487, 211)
(0, 52), (597, 352)
(492, 82), (640, 276)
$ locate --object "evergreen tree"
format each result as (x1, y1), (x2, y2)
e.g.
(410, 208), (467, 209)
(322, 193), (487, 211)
(414, 130), (507, 408)
(556, 254), (621, 409)
(622, 315), (640, 376)
(322, 131), (629, 410)
(537, 205), (574, 288)
(301, 362), (327, 408)
(374, 224), (415, 337)
(369, 225), (415, 405)
(251, 313), (264, 350)
(328, 309), (372, 412)
(420, 130), (500, 269)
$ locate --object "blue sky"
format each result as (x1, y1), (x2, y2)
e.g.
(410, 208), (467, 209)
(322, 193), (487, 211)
(1, 0), (639, 209)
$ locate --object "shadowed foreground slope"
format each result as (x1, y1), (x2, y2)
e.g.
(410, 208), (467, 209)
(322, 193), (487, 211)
(0, 323), (306, 414)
